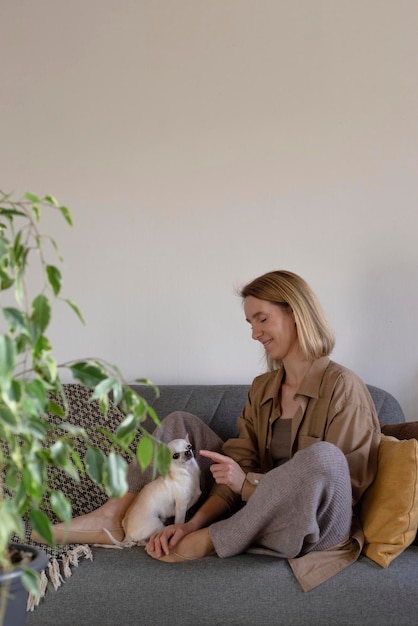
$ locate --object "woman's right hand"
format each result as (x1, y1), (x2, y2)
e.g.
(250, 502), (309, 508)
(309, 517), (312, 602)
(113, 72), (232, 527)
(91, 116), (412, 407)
(146, 494), (229, 558)
(146, 521), (195, 558)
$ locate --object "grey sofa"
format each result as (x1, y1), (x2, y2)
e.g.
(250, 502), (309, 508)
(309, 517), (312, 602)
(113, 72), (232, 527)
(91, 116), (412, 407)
(27, 383), (418, 626)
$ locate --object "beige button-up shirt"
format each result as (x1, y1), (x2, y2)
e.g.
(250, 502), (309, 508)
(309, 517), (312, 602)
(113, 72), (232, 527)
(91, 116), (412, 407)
(211, 357), (381, 590)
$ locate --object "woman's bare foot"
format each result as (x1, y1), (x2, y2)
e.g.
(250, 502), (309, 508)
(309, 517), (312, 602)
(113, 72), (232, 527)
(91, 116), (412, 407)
(146, 528), (216, 562)
(31, 493), (136, 545)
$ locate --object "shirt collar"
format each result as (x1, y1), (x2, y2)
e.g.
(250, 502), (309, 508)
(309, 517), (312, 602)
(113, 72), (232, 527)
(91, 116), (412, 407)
(296, 356), (330, 399)
(260, 356), (330, 404)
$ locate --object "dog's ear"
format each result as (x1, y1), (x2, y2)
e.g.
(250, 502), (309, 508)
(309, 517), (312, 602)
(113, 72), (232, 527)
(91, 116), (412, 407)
(185, 433), (190, 443)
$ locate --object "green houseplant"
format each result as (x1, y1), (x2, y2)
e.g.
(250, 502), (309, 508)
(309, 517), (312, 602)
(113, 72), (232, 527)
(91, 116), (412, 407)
(0, 191), (170, 624)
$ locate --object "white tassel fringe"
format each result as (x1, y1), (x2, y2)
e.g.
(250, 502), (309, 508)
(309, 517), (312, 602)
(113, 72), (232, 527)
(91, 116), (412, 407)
(27, 544), (93, 612)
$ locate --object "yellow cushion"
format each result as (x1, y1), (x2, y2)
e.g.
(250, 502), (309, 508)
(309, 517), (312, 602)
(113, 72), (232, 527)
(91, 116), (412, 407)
(360, 434), (418, 567)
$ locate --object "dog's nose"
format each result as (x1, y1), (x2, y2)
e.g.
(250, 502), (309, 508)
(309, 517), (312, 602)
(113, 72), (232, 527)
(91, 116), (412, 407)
(185, 449), (193, 459)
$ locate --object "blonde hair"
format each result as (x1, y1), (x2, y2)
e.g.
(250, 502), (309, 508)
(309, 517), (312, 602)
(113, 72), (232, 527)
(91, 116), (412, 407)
(240, 270), (335, 370)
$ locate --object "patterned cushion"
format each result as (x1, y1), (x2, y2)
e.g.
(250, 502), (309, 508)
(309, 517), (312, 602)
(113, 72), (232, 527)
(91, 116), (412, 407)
(17, 384), (140, 555)
(44, 383), (141, 519)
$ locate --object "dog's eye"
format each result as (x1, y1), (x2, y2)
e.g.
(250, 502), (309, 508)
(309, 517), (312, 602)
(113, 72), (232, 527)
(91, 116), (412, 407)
(187, 444), (192, 451)
(172, 452), (180, 460)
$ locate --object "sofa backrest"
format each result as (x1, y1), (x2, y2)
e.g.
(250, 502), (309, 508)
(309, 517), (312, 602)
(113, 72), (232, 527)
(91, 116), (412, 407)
(366, 384), (405, 425)
(130, 383), (405, 442)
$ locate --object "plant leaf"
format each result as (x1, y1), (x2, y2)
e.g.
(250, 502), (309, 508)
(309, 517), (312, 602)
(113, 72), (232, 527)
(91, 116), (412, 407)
(24, 192), (41, 204)
(55, 422), (87, 438)
(3, 307), (28, 334)
(23, 460), (45, 498)
(115, 414), (137, 440)
(157, 442), (171, 477)
(71, 448), (85, 474)
(90, 377), (118, 402)
(112, 380), (123, 405)
(145, 405), (161, 428)
(134, 378), (160, 398)
(85, 446), (106, 484)
(47, 400), (65, 417)
(29, 509), (53, 545)
(23, 379), (49, 415)
(31, 294), (51, 338)
(50, 490), (72, 522)
(59, 206), (73, 226)
(0, 500), (25, 547)
(46, 265), (61, 296)
(32, 204), (41, 222)
(50, 440), (79, 481)
(65, 299), (85, 324)
(137, 437), (153, 472)
(0, 334), (17, 383)
(0, 403), (18, 427)
(44, 195), (59, 206)
(0, 235), (9, 260)
(69, 362), (106, 388)
(0, 207), (26, 218)
(50, 440), (70, 466)
(105, 451), (128, 498)
(21, 568), (42, 598)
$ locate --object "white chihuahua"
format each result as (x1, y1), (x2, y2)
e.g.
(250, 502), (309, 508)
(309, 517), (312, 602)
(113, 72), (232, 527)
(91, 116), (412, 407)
(103, 435), (201, 548)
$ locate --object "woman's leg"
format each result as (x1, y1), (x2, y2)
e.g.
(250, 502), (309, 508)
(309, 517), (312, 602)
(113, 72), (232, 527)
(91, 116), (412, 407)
(154, 442), (352, 562)
(33, 492), (137, 545)
(32, 412), (223, 545)
(210, 441), (353, 558)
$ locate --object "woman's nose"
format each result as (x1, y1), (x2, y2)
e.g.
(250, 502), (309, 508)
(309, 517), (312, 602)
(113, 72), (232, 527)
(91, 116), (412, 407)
(252, 326), (262, 340)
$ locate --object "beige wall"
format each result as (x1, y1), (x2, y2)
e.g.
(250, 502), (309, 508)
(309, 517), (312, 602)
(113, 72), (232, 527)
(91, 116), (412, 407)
(1, 1), (417, 418)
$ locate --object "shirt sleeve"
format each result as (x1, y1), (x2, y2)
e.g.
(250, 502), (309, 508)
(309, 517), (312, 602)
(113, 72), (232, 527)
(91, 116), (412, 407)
(323, 372), (381, 505)
(209, 388), (266, 508)
(241, 472), (265, 501)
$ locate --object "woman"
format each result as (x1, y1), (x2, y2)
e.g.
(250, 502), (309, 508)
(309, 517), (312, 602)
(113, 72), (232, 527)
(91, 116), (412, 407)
(44, 270), (381, 591)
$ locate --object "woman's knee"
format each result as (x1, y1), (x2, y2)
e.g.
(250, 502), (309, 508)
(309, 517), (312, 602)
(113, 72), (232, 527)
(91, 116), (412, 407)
(161, 410), (201, 426)
(291, 441), (350, 488)
(300, 441), (347, 467)
(157, 411), (202, 441)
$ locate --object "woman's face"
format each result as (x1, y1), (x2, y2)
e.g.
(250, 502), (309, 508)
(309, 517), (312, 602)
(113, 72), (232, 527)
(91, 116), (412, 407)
(244, 296), (299, 362)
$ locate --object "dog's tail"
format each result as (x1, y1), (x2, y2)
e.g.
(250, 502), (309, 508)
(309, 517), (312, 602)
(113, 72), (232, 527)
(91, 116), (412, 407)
(102, 527), (136, 549)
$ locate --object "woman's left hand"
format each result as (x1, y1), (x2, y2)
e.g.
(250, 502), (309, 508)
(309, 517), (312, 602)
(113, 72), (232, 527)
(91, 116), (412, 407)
(199, 450), (246, 494)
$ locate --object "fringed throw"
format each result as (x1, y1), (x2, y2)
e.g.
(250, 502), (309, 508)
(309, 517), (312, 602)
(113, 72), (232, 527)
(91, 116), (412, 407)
(26, 544), (93, 611)
(9, 384), (143, 612)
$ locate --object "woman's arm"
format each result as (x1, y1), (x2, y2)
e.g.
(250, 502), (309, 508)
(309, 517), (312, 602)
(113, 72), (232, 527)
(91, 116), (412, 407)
(146, 494), (229, 557)
(325, 375), (381, 504)
(147, 450), (246, 556)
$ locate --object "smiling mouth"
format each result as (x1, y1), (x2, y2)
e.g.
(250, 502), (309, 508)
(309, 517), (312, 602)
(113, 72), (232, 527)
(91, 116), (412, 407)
(262, 339), (273, 349)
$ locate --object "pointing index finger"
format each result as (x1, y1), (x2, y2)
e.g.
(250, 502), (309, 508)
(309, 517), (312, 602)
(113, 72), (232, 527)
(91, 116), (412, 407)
(199, 450), (230, 463)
